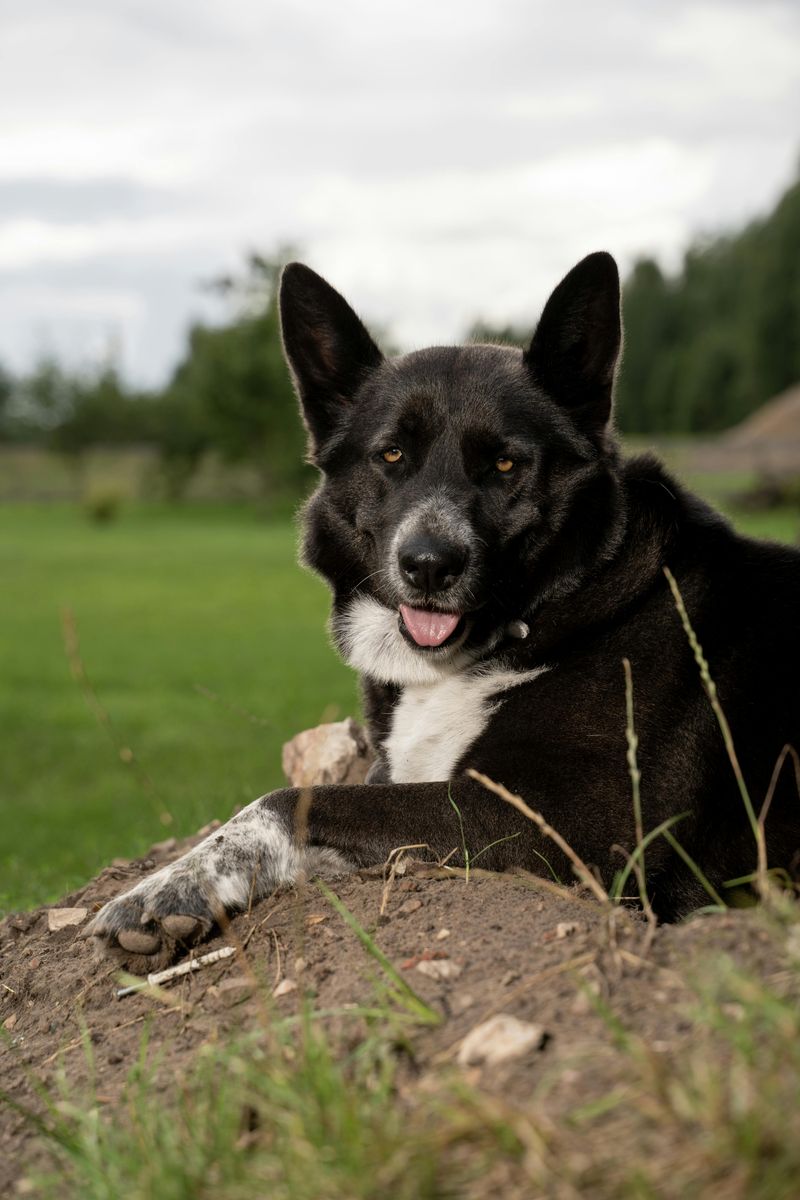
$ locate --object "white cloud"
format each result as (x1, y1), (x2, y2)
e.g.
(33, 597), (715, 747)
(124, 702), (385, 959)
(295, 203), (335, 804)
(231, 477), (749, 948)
(0, 0), (797, 383)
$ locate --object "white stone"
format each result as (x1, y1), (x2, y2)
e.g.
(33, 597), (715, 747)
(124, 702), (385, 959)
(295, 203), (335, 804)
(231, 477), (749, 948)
(282, 719), (374, 788)
(457, 1014), (546, 1067)
(47, 907), (88, 932)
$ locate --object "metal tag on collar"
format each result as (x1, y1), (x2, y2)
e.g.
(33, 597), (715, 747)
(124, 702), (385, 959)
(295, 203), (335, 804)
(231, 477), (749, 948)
(507, 619), (529, 640)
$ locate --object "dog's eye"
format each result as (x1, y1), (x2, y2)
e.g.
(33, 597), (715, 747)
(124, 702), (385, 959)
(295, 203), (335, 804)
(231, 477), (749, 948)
(496, 457), (514, 473)
(382, 448), (403, 464)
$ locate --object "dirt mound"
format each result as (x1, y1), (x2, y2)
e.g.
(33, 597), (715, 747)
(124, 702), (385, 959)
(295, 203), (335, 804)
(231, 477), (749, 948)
(2, 820), (797, 1195)
(725, 384), (800, 448)
(3, 725), (799, 1194)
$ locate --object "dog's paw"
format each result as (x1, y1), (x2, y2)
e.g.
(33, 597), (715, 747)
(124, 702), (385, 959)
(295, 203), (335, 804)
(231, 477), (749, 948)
(84, 863), (218, 974)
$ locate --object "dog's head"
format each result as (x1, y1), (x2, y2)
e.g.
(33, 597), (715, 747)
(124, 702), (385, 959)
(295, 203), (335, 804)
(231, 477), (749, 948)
(279, 254), (626, 686)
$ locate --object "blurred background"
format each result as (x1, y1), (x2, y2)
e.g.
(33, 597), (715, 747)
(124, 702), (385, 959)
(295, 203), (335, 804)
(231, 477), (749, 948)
(2, 0), (799, 908)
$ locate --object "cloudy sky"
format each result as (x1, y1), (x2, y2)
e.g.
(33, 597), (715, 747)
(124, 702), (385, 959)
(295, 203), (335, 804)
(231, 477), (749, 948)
(1, 0), (798, 385)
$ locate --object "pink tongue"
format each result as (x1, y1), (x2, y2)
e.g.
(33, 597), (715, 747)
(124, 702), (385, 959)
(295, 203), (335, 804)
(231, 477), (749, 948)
(400, 606), (461, 648)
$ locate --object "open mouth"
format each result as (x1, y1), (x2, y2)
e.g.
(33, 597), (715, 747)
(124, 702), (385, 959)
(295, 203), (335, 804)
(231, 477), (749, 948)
(398, 605), (467, 650)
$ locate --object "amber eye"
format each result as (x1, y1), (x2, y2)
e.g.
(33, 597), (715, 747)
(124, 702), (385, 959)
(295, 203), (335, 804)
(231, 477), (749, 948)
(496, 457), (514, 473)
(382, 448), (403, 464)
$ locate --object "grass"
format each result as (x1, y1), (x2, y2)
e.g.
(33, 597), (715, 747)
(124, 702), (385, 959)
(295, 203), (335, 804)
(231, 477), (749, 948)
(5, 498), (800, 1195)
(14, 1010), (518, 1200)
(1, 471), (797, 914)
(0, 502), (357, 911)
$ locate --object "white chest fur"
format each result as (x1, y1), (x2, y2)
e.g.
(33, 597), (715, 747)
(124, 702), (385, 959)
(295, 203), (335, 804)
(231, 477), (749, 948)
(385, 667), (547, 784)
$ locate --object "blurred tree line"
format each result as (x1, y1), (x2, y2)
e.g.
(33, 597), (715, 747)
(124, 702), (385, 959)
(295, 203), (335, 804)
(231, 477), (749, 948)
(471, 173), (800, 434)
(0, 254), (308, 499)
(1, 174), (798, 498)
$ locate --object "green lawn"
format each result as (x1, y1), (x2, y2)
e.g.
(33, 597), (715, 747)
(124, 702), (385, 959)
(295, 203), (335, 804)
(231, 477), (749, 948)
(1, 481), (797, 913)
(1, 503), (358, 911)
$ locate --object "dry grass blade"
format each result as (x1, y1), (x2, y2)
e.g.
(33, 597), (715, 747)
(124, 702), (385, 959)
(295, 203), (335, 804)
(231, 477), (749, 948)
(662, 567), (766, 895)
(466, 768), (609, 904)
(379, 844), (433, 916)
(60, 606), (172, 827)
(760, 742), (800, 837)
(623, 658), (657, 941)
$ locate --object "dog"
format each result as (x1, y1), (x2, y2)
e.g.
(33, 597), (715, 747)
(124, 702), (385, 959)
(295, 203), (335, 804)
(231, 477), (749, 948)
(86, 251), (800, 970)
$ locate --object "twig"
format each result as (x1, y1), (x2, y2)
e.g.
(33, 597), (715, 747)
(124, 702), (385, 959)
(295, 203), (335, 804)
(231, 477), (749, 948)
(467, 769), (609, 904)
(271, 928), (282, 987)
(116, 946), (235, 998)
(41, 1008), (180, 1066)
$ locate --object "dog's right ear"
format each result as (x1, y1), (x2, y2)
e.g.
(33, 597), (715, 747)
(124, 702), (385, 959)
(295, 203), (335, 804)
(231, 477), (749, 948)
(279, 263), (384, 449)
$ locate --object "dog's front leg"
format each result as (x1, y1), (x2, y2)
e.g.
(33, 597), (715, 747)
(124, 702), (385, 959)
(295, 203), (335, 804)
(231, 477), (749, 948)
(85, 790), (354, 972)
(86, 778), (533, 971)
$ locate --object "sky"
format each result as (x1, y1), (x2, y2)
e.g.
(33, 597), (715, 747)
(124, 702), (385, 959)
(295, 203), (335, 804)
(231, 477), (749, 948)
(0, 0), (798, 387)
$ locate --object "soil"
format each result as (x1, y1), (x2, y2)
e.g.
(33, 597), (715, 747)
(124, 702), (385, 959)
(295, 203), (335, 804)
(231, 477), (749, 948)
(0, 827), (793, 1195)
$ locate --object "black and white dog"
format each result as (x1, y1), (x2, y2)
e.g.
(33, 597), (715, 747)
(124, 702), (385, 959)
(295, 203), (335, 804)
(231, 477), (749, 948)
(87, 252), (800, 969)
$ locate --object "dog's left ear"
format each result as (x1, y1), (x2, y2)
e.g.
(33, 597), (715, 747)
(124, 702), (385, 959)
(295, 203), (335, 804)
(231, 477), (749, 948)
(524, 252), (621, 433)
(279, 263), (384, 449)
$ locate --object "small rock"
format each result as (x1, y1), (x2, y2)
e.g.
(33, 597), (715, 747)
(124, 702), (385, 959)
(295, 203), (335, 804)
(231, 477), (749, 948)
(47, 907), (88, 932)
(397, 898), (423, 916)
(457, 1014), (546, 1067)
(305, 913), (328, 927)
(195, 819), (222, 838)
(108, 1052), (124, 1065)
(273, 978), (297, 998)
(435, 928), (451, 941)
(416, 959), (462, 981)
(216, 976), (255, 1002)
(451, 992), (476, 1014)
(148, 837), (177, 860)
(294, 957), (307, 974)
(501, 970), (520, 987)
(543, 920), (580, 943)
(282, 718), (375, 788)
(28, 957), (41, 970)
(3, 1013), (18, 1031)
(8, 914), (36, 934)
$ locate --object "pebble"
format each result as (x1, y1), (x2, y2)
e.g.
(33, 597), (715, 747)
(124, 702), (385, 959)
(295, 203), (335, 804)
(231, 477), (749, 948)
(457, 1014), (546, 1067)
(397, 898), (423, 916)
(47, 908), (88, 932)
(416, 959), (462, 982)
(273, 978), (297, 998)
(556, 921), (579, 939)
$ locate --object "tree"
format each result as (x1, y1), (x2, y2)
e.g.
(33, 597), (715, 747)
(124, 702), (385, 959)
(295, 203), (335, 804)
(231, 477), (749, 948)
(163, 253), (309, 495)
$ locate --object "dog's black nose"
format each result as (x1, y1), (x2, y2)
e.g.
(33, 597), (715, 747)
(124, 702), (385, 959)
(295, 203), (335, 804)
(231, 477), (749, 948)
(398, 534), (467, 594)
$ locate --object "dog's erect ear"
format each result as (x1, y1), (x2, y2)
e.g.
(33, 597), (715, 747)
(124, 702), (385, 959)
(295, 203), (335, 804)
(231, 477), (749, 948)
(524, 252), (621, 432)
(279, 263), (384, 447)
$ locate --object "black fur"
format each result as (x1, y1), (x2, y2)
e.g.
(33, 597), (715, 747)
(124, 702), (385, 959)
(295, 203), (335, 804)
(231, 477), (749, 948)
(276, 254), (800, 919)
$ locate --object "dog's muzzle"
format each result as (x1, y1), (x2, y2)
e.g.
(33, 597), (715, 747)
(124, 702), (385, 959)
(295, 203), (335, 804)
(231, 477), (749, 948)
(397, 532), (468, 595)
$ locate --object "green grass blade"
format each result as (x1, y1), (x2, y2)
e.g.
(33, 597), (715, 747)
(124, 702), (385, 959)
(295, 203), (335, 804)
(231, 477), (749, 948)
(317, 880), (442, 1025)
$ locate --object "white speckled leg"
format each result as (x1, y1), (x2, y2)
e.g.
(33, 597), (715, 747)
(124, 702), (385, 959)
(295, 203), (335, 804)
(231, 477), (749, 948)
(85, 793), (352, 973)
